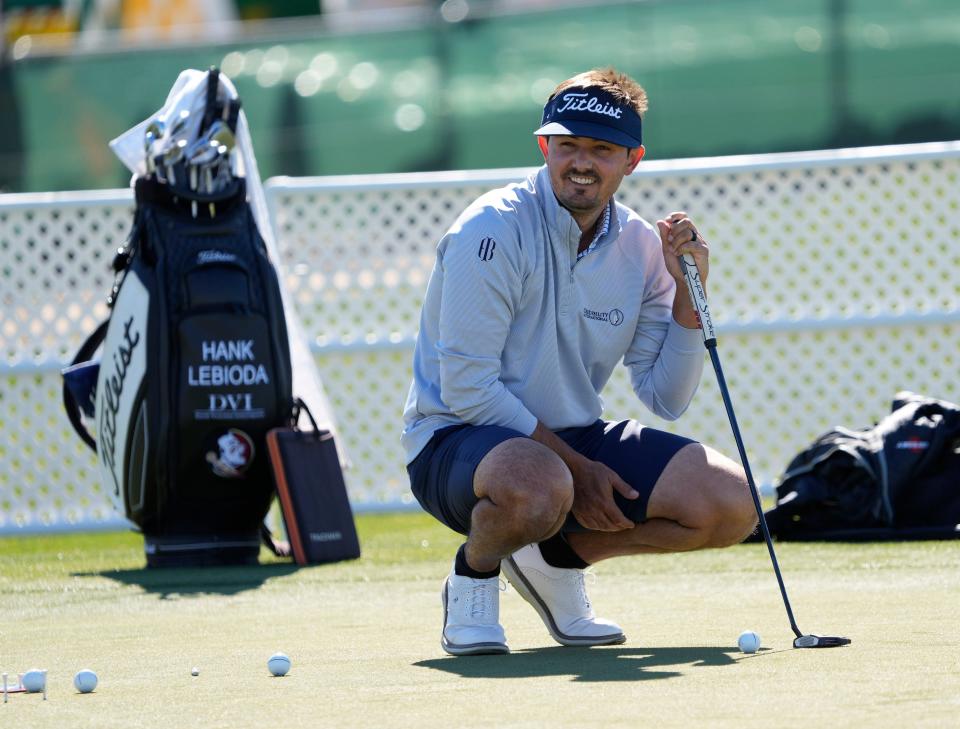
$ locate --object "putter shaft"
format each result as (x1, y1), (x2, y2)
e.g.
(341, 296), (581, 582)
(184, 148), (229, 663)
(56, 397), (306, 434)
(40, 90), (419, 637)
(679, 254), (850, 649)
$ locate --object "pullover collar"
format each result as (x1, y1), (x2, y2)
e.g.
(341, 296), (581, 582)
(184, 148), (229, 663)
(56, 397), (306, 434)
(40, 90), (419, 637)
(534, 166), (621, 264)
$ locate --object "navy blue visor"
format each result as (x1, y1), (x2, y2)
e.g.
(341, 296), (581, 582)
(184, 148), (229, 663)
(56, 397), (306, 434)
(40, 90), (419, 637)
(534, 86), (642, 148)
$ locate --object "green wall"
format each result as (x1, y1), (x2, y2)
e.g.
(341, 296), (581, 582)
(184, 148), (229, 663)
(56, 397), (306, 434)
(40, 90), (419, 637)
(2, 0), (958, 192)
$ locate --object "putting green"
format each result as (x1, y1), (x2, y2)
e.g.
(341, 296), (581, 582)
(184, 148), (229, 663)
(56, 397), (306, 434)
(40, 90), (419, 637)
(1, 513), (957, 728)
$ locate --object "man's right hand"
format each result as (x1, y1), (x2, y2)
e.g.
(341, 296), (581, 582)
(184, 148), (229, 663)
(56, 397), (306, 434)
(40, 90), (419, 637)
(568, 458), (638, 532)
(530, 421), (638, 532)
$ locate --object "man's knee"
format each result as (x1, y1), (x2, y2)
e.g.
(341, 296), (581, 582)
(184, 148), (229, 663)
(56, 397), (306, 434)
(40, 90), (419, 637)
(475, 437), (573, 526)
(706, 468), (759, 547)
(648, 444), (757, 548)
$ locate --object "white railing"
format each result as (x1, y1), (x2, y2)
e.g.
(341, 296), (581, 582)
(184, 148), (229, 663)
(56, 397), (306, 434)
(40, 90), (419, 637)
(2, 141), (959, 533)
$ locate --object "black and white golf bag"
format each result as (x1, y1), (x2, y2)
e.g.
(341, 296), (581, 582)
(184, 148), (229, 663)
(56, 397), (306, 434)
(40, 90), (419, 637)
(64, 70), (294, 566)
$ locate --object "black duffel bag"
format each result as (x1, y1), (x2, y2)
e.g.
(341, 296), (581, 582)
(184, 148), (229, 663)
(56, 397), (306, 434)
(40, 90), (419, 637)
(754, 391), (960, 541)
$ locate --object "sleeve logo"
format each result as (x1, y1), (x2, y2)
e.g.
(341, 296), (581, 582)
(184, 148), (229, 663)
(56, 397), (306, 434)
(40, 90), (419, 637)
(478, 237), (496, 261)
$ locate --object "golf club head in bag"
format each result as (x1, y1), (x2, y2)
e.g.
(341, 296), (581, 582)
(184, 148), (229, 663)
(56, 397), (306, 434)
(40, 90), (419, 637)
(678, 252), (851, 650)
(124, 68), (242, 218)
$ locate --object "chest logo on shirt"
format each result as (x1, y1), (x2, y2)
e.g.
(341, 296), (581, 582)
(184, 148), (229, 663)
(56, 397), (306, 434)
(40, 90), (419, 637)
(583, 308), (624, 326)
(478, 237), (496, 261)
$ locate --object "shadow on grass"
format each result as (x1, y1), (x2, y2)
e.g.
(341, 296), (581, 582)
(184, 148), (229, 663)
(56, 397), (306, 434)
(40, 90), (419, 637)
(415, 645), (749, 682)
(77, 563), (300, 598)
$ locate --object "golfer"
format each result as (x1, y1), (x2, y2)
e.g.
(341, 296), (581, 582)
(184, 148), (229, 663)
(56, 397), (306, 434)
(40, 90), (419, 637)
(401, 68), (757, 655)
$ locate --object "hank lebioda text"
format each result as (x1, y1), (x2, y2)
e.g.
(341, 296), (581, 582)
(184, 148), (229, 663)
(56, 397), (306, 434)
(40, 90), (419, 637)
(187, 338), (271, 421)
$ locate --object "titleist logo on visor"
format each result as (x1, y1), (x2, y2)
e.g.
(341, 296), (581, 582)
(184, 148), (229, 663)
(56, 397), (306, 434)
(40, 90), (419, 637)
(555, 92), (624, 119)
(537, 86), (642, 147)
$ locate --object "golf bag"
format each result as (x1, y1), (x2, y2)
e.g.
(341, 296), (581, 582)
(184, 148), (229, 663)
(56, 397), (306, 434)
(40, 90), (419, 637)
(266, 399), (361, 566)
(756, 391), (960, 541)
(63, 77), (295, 565)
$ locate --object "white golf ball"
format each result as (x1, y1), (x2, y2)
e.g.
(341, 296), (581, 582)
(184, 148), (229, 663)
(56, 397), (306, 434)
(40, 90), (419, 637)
(267, 652), (291, 677)
(738, 630), (762, 654)
(22, 669), (46, 693)
(74, 669), (98, 693)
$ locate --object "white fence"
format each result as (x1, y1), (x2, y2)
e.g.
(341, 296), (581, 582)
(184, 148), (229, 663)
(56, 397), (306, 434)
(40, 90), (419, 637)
(1, 141), (959, 533)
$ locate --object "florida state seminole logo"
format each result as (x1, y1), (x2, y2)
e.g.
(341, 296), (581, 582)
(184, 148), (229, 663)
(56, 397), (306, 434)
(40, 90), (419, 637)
(206, 429), (255, 478)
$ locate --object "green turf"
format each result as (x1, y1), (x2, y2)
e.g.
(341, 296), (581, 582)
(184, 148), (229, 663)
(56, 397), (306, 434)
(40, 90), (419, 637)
(1, 513), (957, 728)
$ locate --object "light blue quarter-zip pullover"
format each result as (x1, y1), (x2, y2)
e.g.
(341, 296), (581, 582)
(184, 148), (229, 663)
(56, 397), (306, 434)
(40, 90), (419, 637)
(400, 166), (705, 464)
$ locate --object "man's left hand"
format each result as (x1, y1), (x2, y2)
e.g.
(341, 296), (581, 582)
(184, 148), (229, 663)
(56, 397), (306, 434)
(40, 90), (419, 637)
(656, 211), (709, 286)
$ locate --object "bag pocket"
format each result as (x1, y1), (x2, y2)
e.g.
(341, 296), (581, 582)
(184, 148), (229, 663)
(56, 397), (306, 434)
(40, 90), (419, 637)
(172, 311), (281, 532)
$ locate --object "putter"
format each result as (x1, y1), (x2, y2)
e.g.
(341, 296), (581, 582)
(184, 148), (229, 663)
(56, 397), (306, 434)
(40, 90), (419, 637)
(679, 251), (851, 649)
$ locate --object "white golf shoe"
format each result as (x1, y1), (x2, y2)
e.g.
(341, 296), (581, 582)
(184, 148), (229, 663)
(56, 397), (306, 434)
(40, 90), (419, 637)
(502, 543), (626, 647)
(441, 568), (509, 656)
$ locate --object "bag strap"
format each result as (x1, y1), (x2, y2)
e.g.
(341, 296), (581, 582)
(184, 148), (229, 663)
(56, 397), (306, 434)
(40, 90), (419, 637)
(260, 523), (291, 558)
(61, 320), (110, 452)
(291, 397), (322, 435)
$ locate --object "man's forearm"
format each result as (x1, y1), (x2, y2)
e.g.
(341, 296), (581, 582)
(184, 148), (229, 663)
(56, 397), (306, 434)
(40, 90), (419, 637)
(530, 421), (591, 481)
(671, 282), (703, 329)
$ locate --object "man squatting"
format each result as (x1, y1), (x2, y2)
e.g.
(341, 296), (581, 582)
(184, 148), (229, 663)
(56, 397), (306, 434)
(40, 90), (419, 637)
(402, 67), (757, 655)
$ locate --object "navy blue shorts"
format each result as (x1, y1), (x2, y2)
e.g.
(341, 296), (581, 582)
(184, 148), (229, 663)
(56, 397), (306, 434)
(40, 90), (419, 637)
(406, 420), (696, 536)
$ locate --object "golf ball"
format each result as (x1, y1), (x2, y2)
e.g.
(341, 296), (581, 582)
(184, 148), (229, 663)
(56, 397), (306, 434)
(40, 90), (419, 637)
(267, 652), (291, 677)
(74, 669), (98, 694)
(738, 630), (762, 654)
(22, 669), (45, 693)
(191, 667), (200, 677)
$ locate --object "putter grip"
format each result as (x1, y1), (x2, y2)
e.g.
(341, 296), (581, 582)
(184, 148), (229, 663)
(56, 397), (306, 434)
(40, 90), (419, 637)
(680, 253), (717, 346)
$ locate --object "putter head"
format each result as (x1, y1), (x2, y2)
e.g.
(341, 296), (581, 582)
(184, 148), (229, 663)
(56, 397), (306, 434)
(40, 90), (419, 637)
(794, 634), (851, 648)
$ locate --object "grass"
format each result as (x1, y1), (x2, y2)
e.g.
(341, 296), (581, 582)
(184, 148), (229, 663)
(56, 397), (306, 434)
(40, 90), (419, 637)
(1, 513), (958, 728)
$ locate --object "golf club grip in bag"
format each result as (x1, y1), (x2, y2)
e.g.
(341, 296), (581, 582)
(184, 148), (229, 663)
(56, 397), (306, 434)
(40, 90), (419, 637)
(64, 176), (293, 566)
